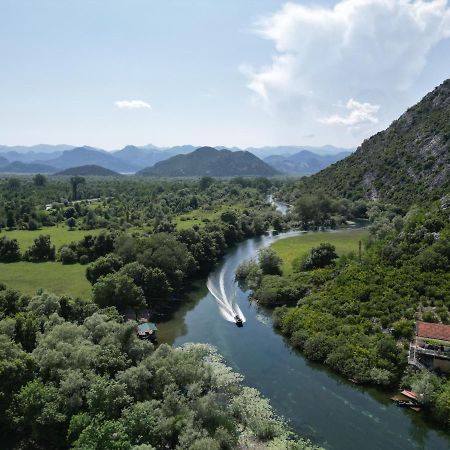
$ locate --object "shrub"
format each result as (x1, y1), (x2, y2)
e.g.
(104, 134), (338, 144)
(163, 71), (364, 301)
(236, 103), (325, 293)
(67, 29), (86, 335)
(58, 246), (78, 265)
(0, 236), (21, 262)
(23, 235), (55, 262)
(297, 243), (338, 271)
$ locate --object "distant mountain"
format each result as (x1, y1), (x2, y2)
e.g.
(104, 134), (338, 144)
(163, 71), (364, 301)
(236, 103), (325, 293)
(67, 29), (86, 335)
(0, 161), (56, 173)
(1, 150), (64, 163)
(113, 146), (169, 169)
(246, 145), (353, 159)
(0, 144), (74, 154)
(0, 155), (9, 166)
(264, 150), (351, 175)
(45, 146), (138, 173)
(138, 146), (279, 177)
(55, 165), (120, 176)
(295, 79), (450, 207)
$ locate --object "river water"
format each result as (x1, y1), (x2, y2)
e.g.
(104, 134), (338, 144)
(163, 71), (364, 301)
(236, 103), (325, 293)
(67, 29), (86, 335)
(156, 221), (450, 449)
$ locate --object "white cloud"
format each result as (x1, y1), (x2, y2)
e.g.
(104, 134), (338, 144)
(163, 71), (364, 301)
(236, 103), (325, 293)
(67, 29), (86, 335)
(320, 98), (380, 126)
(115, 100), (151, 110)
(242, 0), (450, 141)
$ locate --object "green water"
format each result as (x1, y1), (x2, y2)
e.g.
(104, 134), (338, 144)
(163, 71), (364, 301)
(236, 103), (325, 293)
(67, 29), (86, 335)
(156, 230), (450, 450)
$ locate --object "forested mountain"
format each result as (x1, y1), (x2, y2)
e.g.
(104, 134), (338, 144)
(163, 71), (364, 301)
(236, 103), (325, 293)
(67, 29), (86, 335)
(45, 146), (138, 173)
(294, 79), (450, 207)
(0, 161), (56, 173)
(264, 150), (351, 175)
(138, 146), (279, 177)
(55, 165), (120, 176)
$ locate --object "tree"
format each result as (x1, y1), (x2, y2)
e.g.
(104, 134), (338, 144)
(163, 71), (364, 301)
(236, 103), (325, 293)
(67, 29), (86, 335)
(67, 217), (77, 230)
(86, 254), (123, 284)
(0, 335), (34, 417)
(199, 176), (214, 190)
(298, 243), (338, 271)
(119, 262), (171, 305)
(7, 178), (21, 190)
(33, 174), (47, 186)
(258, 248), (282, 275)
(70, 176), (86, 200)
(23, 235), (56, 262)
(6, 210), (16, 230)
(137, 233), (195, 291)
(86, 377), (132, 419)
(0, 236), (21, 262)
(92, 273), (145, 310)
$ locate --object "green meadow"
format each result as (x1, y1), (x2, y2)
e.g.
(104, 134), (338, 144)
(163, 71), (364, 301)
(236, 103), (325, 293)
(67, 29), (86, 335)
(0, 261), (92, 298)
(271, 228), (369, 274)
(0, 226), (103, 252)
(174, 204), (243, 230)
(0, 226), (104, 298)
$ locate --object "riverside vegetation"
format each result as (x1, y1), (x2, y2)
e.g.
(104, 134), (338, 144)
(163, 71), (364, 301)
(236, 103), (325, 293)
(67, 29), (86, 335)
(236, 79), (450, 430)
(1, 174), (349, 449)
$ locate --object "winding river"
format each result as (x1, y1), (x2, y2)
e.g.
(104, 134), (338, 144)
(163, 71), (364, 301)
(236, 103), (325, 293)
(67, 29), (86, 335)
(156, 207), (450, 449)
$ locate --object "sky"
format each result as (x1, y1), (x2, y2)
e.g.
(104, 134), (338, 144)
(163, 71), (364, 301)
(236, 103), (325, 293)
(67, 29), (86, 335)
(1, 0), (450, 150)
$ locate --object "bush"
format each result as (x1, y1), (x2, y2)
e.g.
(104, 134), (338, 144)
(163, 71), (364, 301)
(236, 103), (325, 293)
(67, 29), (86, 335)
(23, 235), (55, 262)
(79, 255), (89, 265)
(58, 246), (78, 265)
(297, 243), (338, 271)
(0, 236), (21, 262)
(258, 248), (282, 275)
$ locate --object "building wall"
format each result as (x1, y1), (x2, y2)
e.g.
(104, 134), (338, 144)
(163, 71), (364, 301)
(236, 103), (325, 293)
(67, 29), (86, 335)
(432, 358), (450, 372)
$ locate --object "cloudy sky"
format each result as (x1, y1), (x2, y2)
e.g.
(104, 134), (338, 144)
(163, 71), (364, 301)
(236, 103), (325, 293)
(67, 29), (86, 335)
(1, 0), (450, 149)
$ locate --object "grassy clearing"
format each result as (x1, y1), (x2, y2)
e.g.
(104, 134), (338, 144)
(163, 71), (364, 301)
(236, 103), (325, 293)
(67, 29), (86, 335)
(174, 204), (243, 230)
(271, 228), (369, 274)
(0, 261), (92, 298)
(1, 226), (104, 252)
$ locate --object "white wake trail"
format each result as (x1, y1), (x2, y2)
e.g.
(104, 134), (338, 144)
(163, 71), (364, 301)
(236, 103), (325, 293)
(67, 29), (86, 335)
(207, 263), (246, 323)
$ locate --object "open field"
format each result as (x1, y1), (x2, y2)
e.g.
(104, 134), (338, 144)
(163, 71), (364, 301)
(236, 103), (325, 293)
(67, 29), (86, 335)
(271, 228), (369, 274)
(0, 261), (92, 298)
(174, 204), (243, 230)
(1, 226), (104, 252)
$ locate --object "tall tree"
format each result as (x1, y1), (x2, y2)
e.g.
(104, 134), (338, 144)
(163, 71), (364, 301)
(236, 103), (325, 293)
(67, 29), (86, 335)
(70, 176), (86, 200)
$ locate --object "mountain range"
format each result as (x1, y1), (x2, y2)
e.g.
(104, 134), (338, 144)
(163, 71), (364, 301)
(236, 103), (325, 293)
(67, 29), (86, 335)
(138, 147), (278, 177)
(0, 144), (352, 174)
(296, 78), (450, 207)
(263, 150), (351, 175)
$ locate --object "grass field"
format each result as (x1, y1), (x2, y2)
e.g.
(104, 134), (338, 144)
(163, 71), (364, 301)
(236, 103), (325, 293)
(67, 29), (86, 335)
(174, 205), (243, 230)
(271, 228), (369, 274)
(1, 226), (104, 252)
(0, 261), (92, 298)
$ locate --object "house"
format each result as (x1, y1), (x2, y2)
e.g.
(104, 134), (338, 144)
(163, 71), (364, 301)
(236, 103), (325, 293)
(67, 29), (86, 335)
(408, 321), (450, 372)
(137, 319), (158, 343)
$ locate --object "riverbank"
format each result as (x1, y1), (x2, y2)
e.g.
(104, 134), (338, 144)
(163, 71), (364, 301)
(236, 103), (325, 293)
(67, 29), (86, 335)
(155, 229), (450, 449)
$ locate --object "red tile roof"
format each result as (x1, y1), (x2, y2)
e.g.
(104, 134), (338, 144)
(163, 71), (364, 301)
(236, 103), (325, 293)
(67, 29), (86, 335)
(416, 321), (450, 342)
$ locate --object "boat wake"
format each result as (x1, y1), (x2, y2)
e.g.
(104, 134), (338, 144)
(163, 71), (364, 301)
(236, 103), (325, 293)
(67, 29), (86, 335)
(207, 263), (246, 324)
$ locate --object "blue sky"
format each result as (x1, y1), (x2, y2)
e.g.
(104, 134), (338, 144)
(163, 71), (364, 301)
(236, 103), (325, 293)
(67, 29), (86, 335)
(1, 0), (449, 149)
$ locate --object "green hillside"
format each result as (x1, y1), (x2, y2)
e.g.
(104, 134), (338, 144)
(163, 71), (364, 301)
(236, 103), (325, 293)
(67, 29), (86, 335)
(138, 146), (279, 177)
(294, 79), (450, 207)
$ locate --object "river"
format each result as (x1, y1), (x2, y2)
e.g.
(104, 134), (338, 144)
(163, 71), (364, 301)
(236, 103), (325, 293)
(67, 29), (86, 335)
(156, 213), (450, 449)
